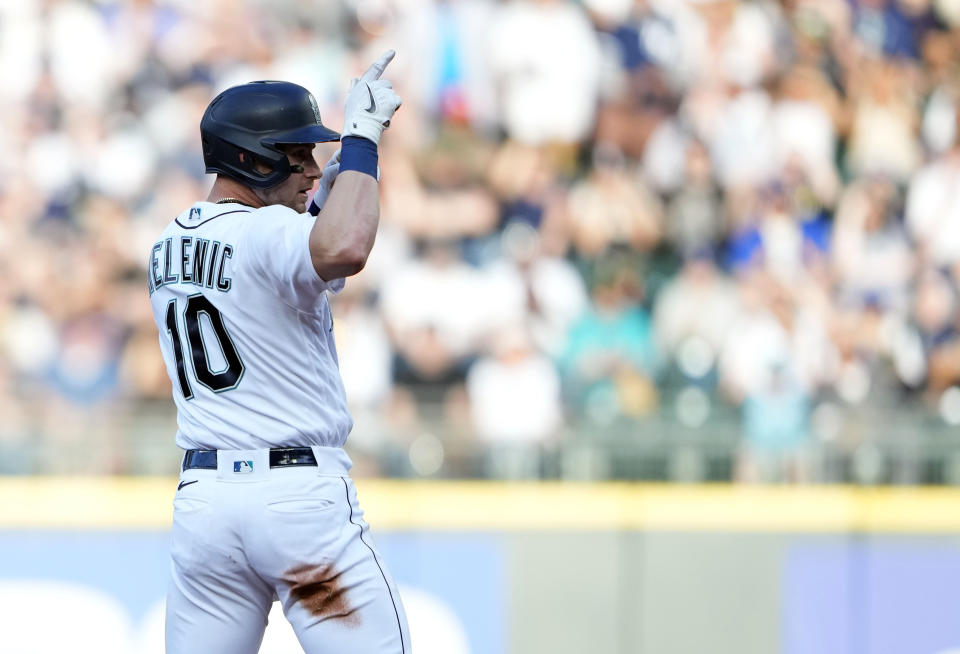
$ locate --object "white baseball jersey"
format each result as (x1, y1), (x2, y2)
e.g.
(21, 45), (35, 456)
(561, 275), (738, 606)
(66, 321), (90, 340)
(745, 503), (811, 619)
(149, 201), (353, 450)
(154, 200), (411, 654)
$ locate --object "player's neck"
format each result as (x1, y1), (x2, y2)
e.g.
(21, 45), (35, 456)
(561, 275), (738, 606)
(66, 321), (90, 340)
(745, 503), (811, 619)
(207, 177), (264, 208)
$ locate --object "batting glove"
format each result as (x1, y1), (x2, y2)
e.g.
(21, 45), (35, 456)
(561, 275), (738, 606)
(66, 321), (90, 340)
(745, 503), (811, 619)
(341, 50), (402, 146)
(307, 149), (341, 216)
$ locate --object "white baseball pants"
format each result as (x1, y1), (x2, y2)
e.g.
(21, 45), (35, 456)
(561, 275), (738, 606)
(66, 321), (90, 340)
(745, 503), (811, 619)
(164, 446), (410, 654)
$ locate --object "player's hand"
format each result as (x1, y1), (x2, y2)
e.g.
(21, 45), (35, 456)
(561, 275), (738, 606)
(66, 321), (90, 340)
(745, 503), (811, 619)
(307, 149), (342, 216)
(340, 49), (402, 146)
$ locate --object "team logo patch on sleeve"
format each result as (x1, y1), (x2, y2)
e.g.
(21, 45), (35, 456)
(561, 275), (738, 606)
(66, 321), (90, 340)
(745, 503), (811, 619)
(233, 460), (254, 474)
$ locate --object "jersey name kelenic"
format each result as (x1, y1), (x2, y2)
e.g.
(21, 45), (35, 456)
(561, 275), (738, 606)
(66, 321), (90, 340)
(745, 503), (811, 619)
(149, 202), (352, 451)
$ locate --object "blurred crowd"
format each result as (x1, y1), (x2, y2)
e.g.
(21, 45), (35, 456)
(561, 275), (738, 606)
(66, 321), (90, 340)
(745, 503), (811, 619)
(3, 0), (960, 481)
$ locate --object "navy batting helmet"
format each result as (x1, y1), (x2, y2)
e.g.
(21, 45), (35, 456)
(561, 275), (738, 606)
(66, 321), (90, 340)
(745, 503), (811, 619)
(200, 81), (340, 189)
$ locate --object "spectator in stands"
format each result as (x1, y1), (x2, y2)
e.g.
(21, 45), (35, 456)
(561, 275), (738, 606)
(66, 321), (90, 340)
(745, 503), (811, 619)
(662, 139), (724, 253)
(394, 0), (498, 131)
(892, 268), (958, 397)
(558, 258), (659, 421)
(379, 239), (481, 402)
(566, 143), (662, 258)
(653, 249), (739, 386)
(738, 356), (814, 483)
(906, 108), (960, 267)
(832, 176), (914, 313)
(724, 180), (830, 285)
(466, 323), (563, 478)
(845, 58), (923, 182)
(718, 272), (831, 404)
(487, 0), (603, 146)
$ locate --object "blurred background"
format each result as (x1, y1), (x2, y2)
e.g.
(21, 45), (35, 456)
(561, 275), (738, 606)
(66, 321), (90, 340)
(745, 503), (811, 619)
(4, 0), (960, 484)
(4, 0), (960, 652)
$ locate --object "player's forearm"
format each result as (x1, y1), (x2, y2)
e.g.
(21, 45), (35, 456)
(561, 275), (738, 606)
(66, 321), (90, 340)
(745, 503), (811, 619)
(309, 170), (380, 280)
(307, 50), (400, 282)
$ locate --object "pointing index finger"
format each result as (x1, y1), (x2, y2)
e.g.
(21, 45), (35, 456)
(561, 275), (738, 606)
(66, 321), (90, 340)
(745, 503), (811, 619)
(361, 49), (395, 82)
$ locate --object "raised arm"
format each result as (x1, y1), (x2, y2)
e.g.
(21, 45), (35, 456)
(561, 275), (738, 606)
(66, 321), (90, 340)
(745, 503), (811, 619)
(308, 50), (401, 281)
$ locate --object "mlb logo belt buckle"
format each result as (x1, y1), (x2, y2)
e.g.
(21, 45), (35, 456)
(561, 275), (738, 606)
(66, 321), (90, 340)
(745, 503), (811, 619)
(214, 450), (267, 480)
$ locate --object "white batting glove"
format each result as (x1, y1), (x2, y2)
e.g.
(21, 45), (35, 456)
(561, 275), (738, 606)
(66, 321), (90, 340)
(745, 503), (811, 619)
(340, 50), (402, 145)
(307, 149), (341, 216)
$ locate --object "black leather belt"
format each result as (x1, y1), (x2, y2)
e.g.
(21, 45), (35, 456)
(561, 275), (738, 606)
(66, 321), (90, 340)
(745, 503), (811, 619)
(182, 447), (318, 471)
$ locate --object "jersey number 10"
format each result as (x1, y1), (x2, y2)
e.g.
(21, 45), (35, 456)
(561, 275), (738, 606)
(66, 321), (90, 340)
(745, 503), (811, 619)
(164, 295), (245, 399)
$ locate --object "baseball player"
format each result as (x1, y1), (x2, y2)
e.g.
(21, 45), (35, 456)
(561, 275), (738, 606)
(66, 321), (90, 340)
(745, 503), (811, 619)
(148, 51), (409, 653)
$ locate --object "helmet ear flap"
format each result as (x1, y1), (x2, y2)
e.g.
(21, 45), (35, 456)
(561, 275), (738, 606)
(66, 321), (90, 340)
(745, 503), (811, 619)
(239, 152), (283, 178)
(200, 80), (336, 187)
(202, 133), (288, 187)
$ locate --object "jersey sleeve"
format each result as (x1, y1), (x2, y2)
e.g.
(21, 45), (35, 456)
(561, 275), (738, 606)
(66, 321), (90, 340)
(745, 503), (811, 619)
(242, 207), (345, 311)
